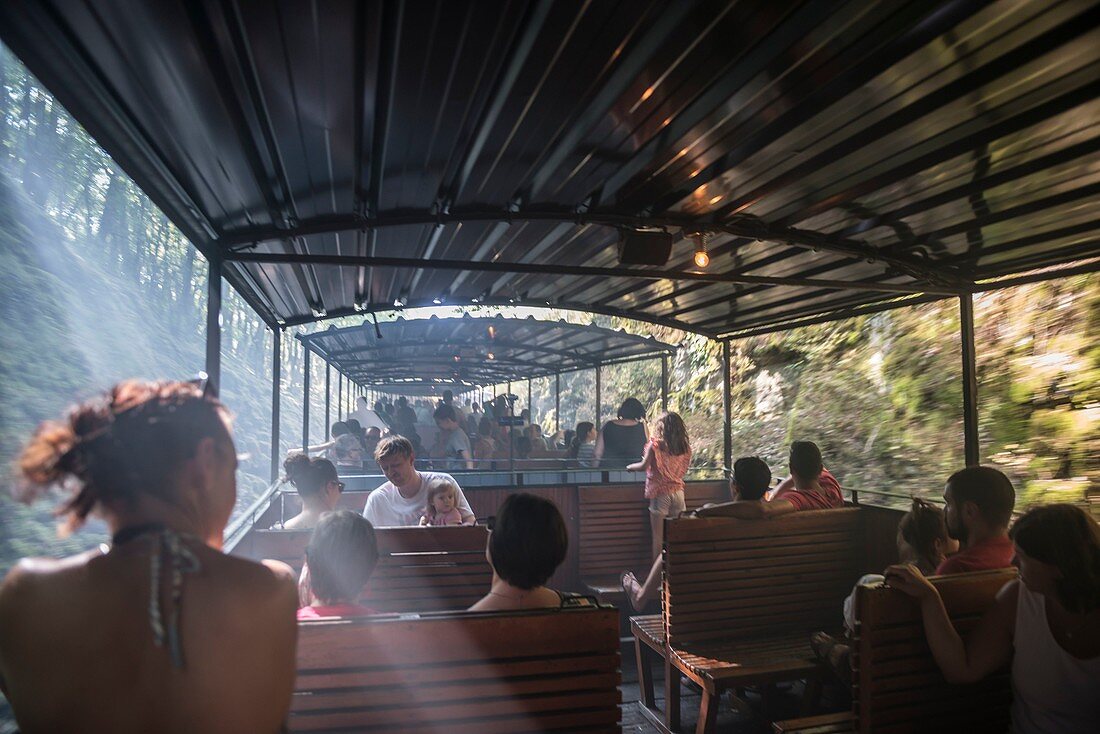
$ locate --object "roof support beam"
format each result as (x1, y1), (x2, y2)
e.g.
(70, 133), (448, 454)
(226, 251), (956, 294)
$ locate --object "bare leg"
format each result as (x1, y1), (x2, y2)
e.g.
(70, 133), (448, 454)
(650, 510), (665, 561)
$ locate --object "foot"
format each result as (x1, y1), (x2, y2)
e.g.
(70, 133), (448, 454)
(810, 631), (838, 662)
(621, 571), (644, 613)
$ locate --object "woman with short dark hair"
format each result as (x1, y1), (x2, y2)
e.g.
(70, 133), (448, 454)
(298, 511), (379, 619)
(0, 380), (297, 733)
(593, 397), (648, 468)
(887, 504), (1100, 733)
(470, 494), (576, 611)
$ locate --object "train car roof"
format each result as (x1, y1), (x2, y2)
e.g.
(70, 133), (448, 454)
(1, 0), (1098, 338)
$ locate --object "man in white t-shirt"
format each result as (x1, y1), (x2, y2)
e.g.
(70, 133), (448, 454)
(362, 435), (476, 527)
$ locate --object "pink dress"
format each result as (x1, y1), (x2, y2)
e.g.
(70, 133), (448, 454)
(424, 507), (464, 526)
(645, 439), (691, 499)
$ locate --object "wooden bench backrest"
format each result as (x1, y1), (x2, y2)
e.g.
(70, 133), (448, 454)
(577, 481), (729, 583)
(244, 526), (492, 612)
(663, 507), (864, 647)
(291, 606), (622, 732)
(853, 568), (1017, 733)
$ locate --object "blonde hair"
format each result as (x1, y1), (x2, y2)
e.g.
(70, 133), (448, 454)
(374, 434), (413, 463)
(424, 477), (457, 519)
(653, 412), (689, 456)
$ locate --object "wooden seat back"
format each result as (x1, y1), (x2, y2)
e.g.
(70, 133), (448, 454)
(853, 568), (1017, 733)
(291, 606), (622, 732)
(663, 508), (864, 648)
(240, 525), (492, 612)
(578, 481), (729, 584)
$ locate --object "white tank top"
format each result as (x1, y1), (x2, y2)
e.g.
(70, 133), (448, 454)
(1011, 582), (1100, 733)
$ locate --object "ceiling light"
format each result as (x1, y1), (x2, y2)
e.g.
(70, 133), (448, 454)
(709, 195), (723, 205)
(692, 233), (710, 269)
(487, 352), (495, 360)
(311, 306), (327, 318)
(433, 296), (443, 305)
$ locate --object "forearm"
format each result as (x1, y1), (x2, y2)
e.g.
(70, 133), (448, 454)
(919, 594), (975, 683)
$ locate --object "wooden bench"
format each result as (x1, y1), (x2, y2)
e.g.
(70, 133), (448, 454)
(634, 508), (865, 733)
(772, 567), (1017, 734)
(852, 568), (1016, 733)
(291, 605), (622, 732)
(579, 480), (729, 597)
(239, 525), (492, 612)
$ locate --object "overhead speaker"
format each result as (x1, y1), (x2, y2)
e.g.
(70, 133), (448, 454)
(618, 229), (673, 266)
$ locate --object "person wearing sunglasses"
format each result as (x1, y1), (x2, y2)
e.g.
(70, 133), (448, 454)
(276, 454), (344, 530)
(0, 379), (297, 733)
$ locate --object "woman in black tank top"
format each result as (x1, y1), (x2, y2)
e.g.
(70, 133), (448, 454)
(594, 397), (648, 468)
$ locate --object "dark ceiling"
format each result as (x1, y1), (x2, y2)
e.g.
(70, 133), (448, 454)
(2, 0), (1098, 338)
(300, 314), (676, 388)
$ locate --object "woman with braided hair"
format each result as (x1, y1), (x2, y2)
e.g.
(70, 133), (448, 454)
(0, 379), (297, 733)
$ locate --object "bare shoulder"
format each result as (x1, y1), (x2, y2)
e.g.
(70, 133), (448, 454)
(990, 578), (1020, 632)
(0, 549), (101, 599)
(200, 549), (297, 607)
(996, 578), (1020, 603)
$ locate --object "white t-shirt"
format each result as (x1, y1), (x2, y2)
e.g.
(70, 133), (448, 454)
(361, 471), (474, 527)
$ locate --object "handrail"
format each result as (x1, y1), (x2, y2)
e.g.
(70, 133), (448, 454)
(223, 478), (286, 553)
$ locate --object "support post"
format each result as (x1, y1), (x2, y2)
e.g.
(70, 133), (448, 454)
(324, 364), (331, 438)
(554, 373), (560, 433)
(527, 378), (533, 423)
(337, 373), (343, 421)
(302, 347), (311, 451)
(270, 329), (281, 482)
(722, 341), (732, 473)
(595, 364), (602, 427)
(507, 380), (514, 475)
(960, 294), (980, 466)
(204, 252), (222, 389)
(661, 354), (669, 413)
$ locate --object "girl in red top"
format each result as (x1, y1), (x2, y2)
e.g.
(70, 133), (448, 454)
(629, 412), (692, 561)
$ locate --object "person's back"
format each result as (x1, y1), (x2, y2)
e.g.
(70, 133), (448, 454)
(599, 421), (647, 466)
(0, 380), (296, 734)
(1, 545), (295, 733)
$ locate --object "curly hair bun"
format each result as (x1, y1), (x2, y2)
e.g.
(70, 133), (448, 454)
(283, 453), (311, 486)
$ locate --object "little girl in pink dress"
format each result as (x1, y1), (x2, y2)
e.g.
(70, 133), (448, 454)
(419, 477), (464, 526)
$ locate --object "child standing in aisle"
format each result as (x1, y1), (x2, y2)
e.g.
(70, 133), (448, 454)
(628, 412), (691, 560)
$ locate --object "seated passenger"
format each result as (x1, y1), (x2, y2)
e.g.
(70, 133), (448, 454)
(621, 456), (772, 611)
(0, 380), (297, 733)
(936, 465), (1015, 574)
(298, 511), (379, 619)
(696, 440), (841, 519)
(275, 454), (343, 530)
(811, 498), (959, 683)
(418, 477), (464, 526)
(887, 504), (1100, 733)
(363, 436), (475, 527)
(470, 494), (585, 611)
(568, 421), (597, 467)
(325, 422), (364, 472)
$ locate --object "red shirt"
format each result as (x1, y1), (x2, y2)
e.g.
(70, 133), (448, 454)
(772, 469), (844, 511)
(297, 603), (376, 620)
(935, 535), (1014, 575)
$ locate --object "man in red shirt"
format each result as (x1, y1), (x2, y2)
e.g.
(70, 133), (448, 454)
(935, 466), (1015, 574)
(704, 440), (843, 519)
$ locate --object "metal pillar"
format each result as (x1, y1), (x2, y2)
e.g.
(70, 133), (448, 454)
(324, 364), (331, 438)
(661, 354), (669, 413)
(507, 380), (514, 475)
(337, 373), (343, 421)
(270, 329), (281, 482)
(595, 364), (602, 426)
(302, 347), (311, 451)
(204, 252), (222, 390)
(960, 294), (980, 466)
(554, 373), (560, 433)
(722, 341), (732, 472)
(527, 378), (533, 423)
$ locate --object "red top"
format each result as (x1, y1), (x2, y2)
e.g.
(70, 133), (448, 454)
(645, 438), (692, 499)
(297, 603), (376, 620)
(772, 469), (844, 511)
(935, 535), (1014, 575)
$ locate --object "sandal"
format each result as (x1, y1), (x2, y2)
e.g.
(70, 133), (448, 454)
(621, 571), (644, 613)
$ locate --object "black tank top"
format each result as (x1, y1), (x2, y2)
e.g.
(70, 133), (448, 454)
(599, 422), (646, 467)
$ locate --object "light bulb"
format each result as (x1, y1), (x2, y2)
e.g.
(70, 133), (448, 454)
(694, 249), (710, 268)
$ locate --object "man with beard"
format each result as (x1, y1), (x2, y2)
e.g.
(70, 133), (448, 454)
(935, 466), (1016, 574)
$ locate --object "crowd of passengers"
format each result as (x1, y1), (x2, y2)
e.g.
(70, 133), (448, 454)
(312, 389), (654, 472)
(0, 379), (1096, 732)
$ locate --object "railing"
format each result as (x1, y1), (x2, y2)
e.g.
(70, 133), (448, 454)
(223, 478), (286, 553)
